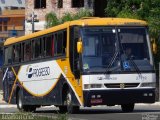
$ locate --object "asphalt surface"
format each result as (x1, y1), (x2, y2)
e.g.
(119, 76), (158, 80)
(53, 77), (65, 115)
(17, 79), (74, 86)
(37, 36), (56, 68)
(0, 104), (160, 120)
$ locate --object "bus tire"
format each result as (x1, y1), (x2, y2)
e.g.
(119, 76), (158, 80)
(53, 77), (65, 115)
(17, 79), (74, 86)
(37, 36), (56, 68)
(60, 86), (79, 114)
(66, 89), (79, 114)
(121, 103), (134, 112)
(17, 90), (36, 112)
(17, 90), (25, 111)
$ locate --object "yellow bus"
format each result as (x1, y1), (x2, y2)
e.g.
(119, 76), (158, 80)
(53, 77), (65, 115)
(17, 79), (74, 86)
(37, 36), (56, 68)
(3, 18), (156, 113)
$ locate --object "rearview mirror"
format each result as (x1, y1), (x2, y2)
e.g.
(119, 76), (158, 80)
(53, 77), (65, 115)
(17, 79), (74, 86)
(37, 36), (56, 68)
(77, 38), (83, 53)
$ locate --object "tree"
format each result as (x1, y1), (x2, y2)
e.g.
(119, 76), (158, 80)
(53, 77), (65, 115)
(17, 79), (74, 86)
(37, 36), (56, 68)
(45, 12), (59, 28)
(45, 9), (93, 28)
(105, 0), (160, 40)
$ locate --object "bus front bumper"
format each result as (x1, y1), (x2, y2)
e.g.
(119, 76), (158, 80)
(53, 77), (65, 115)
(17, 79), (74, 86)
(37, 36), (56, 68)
(83, 88), (155, 107)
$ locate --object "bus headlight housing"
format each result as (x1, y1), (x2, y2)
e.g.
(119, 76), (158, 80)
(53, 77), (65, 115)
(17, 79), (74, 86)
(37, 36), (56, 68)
(141, 82), (156, 88)
(84, 84), (103, 89)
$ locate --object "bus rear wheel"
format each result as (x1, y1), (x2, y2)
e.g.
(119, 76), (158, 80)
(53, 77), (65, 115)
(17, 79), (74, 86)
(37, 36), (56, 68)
(121, 103), (134, 112)
(17, 90), (36, 112)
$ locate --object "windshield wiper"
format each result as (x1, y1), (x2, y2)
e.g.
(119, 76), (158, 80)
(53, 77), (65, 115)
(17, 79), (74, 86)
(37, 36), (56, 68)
(128, 57), (142, 78)
(105, 51), (119, 74)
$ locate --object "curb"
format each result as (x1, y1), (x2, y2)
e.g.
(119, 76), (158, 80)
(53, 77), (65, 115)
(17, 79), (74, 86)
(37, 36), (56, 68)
(136, 102), (160, 106)
(0, 105), (16, 108)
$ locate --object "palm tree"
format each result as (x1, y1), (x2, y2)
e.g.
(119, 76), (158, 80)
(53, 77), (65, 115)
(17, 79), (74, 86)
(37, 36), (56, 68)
(45, 12), (59, 28)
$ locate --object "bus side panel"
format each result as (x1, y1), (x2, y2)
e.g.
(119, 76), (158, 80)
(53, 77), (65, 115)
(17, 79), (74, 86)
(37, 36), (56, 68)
(5, 69), (79, 106)
(20, 76), (64, 105)
(21, 74), (79, 106)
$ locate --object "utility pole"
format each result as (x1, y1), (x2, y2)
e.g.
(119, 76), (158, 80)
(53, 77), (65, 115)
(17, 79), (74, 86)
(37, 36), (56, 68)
(27, 12), (39, 33)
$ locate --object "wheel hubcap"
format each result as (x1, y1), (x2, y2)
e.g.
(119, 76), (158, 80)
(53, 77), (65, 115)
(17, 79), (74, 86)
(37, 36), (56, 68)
(18, 95), (22, 109)
(66, 92), (71, 106)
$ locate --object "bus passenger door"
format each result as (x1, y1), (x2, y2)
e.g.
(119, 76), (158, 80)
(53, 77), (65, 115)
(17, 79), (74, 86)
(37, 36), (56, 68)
(3, 68), (16, 102)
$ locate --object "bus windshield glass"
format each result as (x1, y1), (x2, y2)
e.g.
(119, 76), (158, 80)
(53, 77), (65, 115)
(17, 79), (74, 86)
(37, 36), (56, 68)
(81, 27), (153, 73)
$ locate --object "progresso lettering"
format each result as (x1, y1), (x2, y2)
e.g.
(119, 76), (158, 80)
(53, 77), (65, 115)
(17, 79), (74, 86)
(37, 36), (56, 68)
(33, 67), (50, 77)
(27, 66), (50, 78)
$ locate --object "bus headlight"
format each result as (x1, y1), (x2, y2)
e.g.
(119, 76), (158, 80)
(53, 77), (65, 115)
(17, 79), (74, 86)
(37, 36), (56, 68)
(84, 84), (103, 89)
(141, 82), (156, 88)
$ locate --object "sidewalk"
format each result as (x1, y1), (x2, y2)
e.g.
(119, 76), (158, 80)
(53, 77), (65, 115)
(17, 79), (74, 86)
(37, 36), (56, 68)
(0, 90), (5, 104)
(137, 102), (160, 106)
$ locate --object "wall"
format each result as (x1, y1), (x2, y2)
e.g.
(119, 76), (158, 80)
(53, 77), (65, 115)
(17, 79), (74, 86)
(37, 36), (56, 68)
(25, 0), (93, 34)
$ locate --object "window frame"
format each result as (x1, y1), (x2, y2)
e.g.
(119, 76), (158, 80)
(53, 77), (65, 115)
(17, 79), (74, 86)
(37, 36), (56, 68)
(3, 28), (68, 66)
(72, 0), (84, 8)
(34, 0), (46, 9)
(57, 0), (63, 8)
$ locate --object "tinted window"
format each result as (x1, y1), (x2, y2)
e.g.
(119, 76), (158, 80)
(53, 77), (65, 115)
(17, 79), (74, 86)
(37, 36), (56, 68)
(34, 0), (46, 9)
(13, 44), (21, 63)
(4, 47), (12, 65)
(24, 42), (31, 61)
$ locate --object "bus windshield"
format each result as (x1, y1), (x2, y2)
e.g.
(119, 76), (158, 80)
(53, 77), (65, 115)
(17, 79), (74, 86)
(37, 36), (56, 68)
(81, 27), (153, 73)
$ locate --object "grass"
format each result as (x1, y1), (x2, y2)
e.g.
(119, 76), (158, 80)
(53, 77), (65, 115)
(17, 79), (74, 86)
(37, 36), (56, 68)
(0, 112), (68, 120)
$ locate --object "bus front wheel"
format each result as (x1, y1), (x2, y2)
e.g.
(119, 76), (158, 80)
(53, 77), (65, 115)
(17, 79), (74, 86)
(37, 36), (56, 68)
(59, 87), (79, 114)
(17, 90), (36, 112)
(65, 90), (79, 113)
(121, 103), (135, 112)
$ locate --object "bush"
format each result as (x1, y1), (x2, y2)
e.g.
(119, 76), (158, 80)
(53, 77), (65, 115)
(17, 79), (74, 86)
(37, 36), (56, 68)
(45, 12), (60, 28)
(60, 13), (73, 24)
(73, 8), (93, 20)
(45, 9), (93, 28)
(0, 112), (68, 120)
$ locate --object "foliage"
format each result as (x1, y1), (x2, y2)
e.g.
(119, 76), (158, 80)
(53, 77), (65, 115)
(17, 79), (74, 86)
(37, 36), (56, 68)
(56, 113), (68, 120)
(73, 8), (93, 20)
(45, 12), (59, 28)
(45, 9), (93, 28)
(0, 112), (68, 120)
(60, 13), (73, 24)
(105, 0), (160, 39)
(105, 0), (160, 72)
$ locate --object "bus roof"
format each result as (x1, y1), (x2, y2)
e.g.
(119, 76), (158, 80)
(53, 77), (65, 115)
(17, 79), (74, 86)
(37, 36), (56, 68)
(4, 18), (147, 46)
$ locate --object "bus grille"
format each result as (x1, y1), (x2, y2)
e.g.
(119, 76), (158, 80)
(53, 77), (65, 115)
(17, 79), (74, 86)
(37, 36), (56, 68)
(104, 83), (139, 88)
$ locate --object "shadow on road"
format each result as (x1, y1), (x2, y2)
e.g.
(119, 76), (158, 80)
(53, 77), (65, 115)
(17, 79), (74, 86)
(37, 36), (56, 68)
(35, 108), (160, 114)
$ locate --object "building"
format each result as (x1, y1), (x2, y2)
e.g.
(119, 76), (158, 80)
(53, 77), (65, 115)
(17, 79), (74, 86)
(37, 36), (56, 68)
(25, 0), (107, 34)
(0, 0), (25, 42)
(0, 0), (25, 90)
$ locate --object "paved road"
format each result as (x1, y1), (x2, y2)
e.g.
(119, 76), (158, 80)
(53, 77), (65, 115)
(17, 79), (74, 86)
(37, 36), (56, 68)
(0, 104), (160, 120)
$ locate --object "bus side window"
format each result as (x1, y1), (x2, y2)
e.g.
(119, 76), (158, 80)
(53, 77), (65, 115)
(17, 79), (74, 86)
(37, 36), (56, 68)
(21, 43), (25, 62)
(45, 35), (52, 57)
(0, 48), (3, 67)
(42, 37), (46, 57)
(24, 42), (31, 61)
(34, 39), (41, 59)
(4, 47), (12, 65)
(57, 32), (63, 55)
(56, 30), (67, 56)
(32, 40), (35, 59)
(54, 33), (58, 56)
(51, 34), (54, 56)
(13, 44), (21, 63)
(63, 30), (67, 54)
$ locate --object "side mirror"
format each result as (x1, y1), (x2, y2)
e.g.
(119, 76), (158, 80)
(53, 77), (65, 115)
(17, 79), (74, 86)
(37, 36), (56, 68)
(77, 39), (83, 53)
(152, 39), (157, 54)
